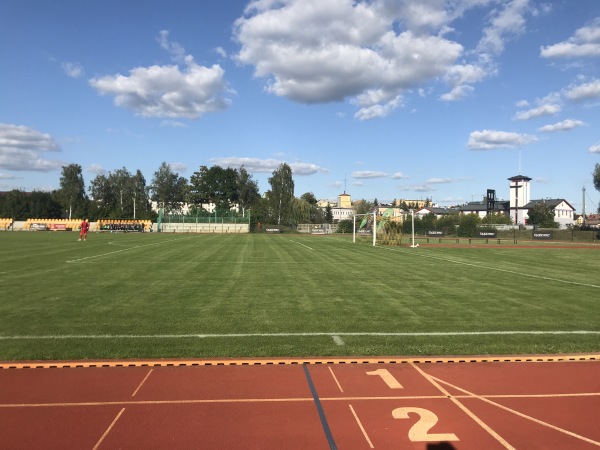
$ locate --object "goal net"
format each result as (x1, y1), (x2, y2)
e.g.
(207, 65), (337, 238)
(353, 208), (404, 246)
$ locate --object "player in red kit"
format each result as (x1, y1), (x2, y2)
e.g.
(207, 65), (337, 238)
(78, 219), (90, 241)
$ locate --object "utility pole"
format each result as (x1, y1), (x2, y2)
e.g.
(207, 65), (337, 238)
(582, 186), (586, 228)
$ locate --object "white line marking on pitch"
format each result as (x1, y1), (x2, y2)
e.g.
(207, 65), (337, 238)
(332, 335), (345, 345)
(1, 330), (598, 340)
(289, 239), (313, 250)
(383, 247), (600, 289)
(66, 237), (191, 263)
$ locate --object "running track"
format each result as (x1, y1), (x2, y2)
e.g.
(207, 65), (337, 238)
(1, 355), (599, 449)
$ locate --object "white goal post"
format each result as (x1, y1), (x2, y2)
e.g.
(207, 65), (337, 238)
(353, 211), (376, 246)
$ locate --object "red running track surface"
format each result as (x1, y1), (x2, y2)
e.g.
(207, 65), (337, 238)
(1, 356), (599, 449)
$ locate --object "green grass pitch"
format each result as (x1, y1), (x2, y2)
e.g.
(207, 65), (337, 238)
(0, 231), (598, 360)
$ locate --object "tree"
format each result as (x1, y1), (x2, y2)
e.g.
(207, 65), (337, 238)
(110, 167), (134, 216)
(337, 219), (353, 233)
(151, 162), (188, 213)
(54, 164), (87, 218)
(457, 213), (481, 237)
(290, 197), (311, 225)
(527, 202), (558, 228)
(0, 190), (29, 220)
(28, 191), (63, 219)
(267, 163), (294, 225)
(189, 165), (241, 213)
(89, 173), (116, 218)
(132, 170), (152, 219)
(300, 192), (317, 205)
(237, 166), (260, 215)
(324, 204), (333, 224)
(88, 168), (151, 219)
(354, 199), (374, 215)
(300, 192), (323, 223)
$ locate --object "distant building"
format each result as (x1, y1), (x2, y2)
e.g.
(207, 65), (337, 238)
(456, 175), (575, 228)
(338, 193), (352, 208)
(414, 206), (454, 219)
(327, 192), (354, 223)
(395, 199), (429, 209)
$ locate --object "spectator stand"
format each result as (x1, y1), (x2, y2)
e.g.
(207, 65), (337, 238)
(0, 218), (14, 230)
(97, 219), (151, 233)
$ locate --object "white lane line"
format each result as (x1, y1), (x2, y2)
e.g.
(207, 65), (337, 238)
(430, 374), (600, 447)
(411, 363), (515, 449)
(349, 405), (374, 449)
(92, 407), (125, 450)
(131, 368), (153, 397)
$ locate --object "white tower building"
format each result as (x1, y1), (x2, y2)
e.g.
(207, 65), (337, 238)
(508, 175), (531, 225)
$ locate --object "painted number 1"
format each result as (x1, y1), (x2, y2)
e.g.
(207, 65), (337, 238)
(393, 407), (459, 442)
(366, 369), (403, 389)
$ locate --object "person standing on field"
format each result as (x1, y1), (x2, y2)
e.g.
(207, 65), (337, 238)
(78, 219), (90, 241)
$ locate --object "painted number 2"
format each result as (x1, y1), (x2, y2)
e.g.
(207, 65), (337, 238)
(392, 407), (459, 442)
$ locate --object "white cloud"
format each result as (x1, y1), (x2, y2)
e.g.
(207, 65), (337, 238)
(426, 177), (453, 184)
(210, 157), (327, 176)
(352, 171), (388, 179)
(215, 47), (227, 58)
(541, 17), (600, 58)
(440, 85), (475, 101)
(234, 0), (471, 118)
(391, 172), (407, 179)
(290, 162), (330, 176)
(234, 0), (540, 116)
(514, 103), (561, 120)
(0, 123), (64, 171)
(168, 162), (187, 173)
(160, 120), (188, 128)
(564, 79), (600, 102)
(86, 164), (106, 175)
(539, 119), (586, 133)
(90, 31), (232, 119)
(476, 0), (529, 55)
(589, 142), (600, 153)
(468, 129), (537, 150)
(399, 184), (434, 193)
(61, 62), (84, 78)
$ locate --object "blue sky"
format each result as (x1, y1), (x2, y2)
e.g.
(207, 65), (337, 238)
(1, 0), (599, 212)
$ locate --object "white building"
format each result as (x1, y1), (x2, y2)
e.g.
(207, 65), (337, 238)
(456, 175), (575, 228)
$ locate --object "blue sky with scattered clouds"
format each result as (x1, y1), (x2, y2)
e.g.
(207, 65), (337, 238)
(1, 0), (599, 211)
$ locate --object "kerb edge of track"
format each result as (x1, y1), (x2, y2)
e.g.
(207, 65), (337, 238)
(1, 353), (599, 369)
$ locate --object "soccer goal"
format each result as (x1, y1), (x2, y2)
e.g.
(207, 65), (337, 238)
(353, 209), (408, 247)
(353, 212), (377, 246)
